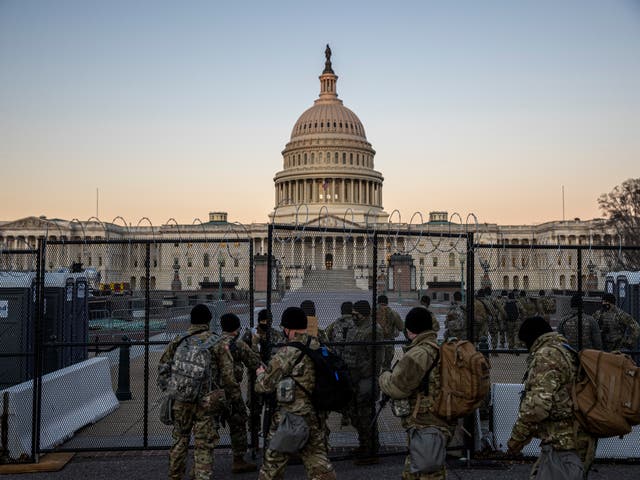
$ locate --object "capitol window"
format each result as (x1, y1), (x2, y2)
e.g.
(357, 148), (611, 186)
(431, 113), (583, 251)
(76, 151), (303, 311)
(311, 152), (315, 163)
(350, 153), (353, 164)
(334, 152), (338, 163)
(342, 152), (346, 164)
(304, 153), (307, 164)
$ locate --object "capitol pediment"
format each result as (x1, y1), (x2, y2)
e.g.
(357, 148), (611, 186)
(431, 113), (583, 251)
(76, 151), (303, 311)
(0, 216), (63, 231)
(300, 214), (365, 229)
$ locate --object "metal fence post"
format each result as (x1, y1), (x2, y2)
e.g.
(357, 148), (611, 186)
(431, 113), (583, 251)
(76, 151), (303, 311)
(143, 242), (150, 448)
(30, 238), (46, 462)
(115, 336), (133, 401)
(370, 232), (378, 458)
(577, 247), (583, 351)
(465, 233), (475, 456)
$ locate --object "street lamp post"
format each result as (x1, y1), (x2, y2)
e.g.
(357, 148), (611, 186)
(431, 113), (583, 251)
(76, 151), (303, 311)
(398, 267), (402, 301)
(217, 251), (224, 300)
(419, 266), (424, 300)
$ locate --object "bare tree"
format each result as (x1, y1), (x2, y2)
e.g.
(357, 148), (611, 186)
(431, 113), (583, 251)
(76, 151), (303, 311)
(598, 178), (640, 269)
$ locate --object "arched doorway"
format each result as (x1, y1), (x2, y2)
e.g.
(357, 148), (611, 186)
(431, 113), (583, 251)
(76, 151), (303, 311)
(325, 253), (333, 270)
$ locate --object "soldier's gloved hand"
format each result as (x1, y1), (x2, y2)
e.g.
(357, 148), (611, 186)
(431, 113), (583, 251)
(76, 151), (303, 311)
(506, 437), (527, 456)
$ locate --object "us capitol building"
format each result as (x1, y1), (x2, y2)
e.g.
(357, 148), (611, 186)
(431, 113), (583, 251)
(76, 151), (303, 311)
(0, 47), (613, 295)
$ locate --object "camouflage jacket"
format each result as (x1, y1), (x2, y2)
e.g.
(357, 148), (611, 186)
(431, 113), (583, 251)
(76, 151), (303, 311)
(558, 311), (603, 351)
(379, 330), (449, 430)
(535, 297), (556, 316)
(445, 302), (466, 340)
(218, 331), (261, 384)
(510, 332), (584, 450)
(376, 305), (404, 339)
(593, 305), (640, 351)
(255, 332), (318, 416)
(325, 314), (355, 356)
(343, 315), (383, 383)
(258, 326), (287, 360)
(481, 297), (506, 322)
(517, 297), (537, 318)
(157, 324), (241, 403)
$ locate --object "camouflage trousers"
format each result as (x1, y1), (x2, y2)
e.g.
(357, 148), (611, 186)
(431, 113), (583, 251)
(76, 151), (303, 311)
(473, 320), (488, 344)
(346, 386), (379, 454)
(381, 341), (397, 371)
(224, 403), (248, 457)
(505, 321), (522, 349)
(169, 400), (219, 480)
(530, 434), (597, 480)
(487, 317), (503, 349)
(259, 410), (336, 480)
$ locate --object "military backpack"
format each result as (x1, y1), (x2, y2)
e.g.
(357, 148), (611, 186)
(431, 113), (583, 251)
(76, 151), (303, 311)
(166, 333), (222, 403)
(426, 339), (491, 420)
(572, 349), (640, 438)
(289, 338), (354, 412)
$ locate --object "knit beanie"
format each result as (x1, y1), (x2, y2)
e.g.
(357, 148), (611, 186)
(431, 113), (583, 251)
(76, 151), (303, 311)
(281, 307), (307, 330)
(220, 313), (241, 332)
(405, 307), (432, 334)
(190, 304), (212, 325)
(353, 300), (371, 317)
(518, 316), (552, 350)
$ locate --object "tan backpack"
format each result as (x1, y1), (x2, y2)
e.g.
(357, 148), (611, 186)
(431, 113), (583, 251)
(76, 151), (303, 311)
(429, 339), (491, 420)
(573, 349), (640, 438)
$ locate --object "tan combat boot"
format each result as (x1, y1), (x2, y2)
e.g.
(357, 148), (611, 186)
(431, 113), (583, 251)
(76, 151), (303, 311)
(232, 455), (257, 474)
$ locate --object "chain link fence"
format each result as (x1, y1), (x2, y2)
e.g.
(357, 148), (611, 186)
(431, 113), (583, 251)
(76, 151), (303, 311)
(2, 232), (640, 463)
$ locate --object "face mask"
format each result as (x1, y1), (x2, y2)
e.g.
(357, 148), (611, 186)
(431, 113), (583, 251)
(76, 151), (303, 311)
(602, 304), (611, 311)
(257, 323), (269, 332)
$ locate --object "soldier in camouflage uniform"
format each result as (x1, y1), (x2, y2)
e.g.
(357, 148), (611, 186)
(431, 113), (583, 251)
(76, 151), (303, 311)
(420, 295), (441, 333)
(325, 301), (355, 357)
(256, 307), (336, 480)
(157, 304), (240, 480)
(444, 291), (466, 340)
(325, 301), (356, 427)
(379, 307), (454, 480)
(256, 309), (287, 356)
(217, 313), (261, 473)
(473, 290), (489, 344)
(507, 316), (597, 478)
(504, 291), (524, 350)
(479, 288), (505, 352)
(377, 295), (404, 370)
(593, 293), (640, 352)
(517, 291), (538, 319)
(534, 290), (556, 324)
(343, 300), (384, 464)
(557, 294), (603, 351)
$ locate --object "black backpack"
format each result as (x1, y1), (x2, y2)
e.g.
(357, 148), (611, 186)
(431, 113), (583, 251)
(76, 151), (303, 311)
(289, 338), (354, 412)
(505, 300), (519, 322)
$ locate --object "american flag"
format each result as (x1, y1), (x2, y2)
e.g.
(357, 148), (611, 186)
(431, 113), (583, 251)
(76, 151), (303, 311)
(322, 180), (328, 191)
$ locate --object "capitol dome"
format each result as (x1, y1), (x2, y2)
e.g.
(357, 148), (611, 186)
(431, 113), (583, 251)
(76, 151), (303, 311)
(290, 103), (367, 140)
(271, 46), (387, 226)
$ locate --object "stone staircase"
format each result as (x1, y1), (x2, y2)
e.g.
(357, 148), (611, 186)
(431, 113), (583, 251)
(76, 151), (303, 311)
(300, 269), (362, 292)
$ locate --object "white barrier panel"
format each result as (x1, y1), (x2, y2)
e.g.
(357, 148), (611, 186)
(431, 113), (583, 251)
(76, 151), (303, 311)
(0, 357), (119, 459)
(492, 383), (640, 459)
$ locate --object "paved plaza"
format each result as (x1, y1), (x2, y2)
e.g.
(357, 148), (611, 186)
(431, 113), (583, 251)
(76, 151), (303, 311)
(3, 450), (639, 480)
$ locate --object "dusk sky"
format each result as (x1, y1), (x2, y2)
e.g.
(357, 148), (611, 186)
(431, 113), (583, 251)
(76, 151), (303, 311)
(1, 0), (639, 226)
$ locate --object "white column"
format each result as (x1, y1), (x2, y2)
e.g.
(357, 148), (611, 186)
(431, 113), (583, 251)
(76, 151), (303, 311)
(322, 237), (326, 269)
(311, 237), (316, 270)
(260, 238), (265, 255)
(350, 179), (354, 204)
(342, 236), (347, 269)
(290, 238), (295, 266)
(331, 179), (335, 202)
(332, 235), (336, 263)
(301, 237), (305, 268)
